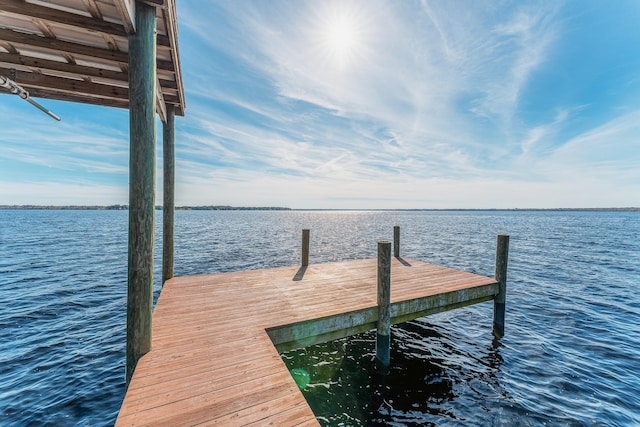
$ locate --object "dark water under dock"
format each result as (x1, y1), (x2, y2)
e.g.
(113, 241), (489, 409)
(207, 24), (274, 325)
(1, 210), (639, 426)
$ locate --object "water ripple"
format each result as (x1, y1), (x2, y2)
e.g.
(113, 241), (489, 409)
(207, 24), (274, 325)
(1, 210), (639, 425)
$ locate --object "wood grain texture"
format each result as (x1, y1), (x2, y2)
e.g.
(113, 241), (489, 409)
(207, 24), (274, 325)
(376, 241), (391, 369)
(126, 0), (156, 386)
(0, 0), (185, 115)
(162, 104), (175, 284)
(493, 234), (510, 337)
(116, 257), (498, 426)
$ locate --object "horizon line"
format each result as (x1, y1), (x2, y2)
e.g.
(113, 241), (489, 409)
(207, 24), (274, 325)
(1, 205), (639, 212)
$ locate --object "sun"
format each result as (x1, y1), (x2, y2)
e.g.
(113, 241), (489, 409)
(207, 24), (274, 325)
(324, 16), (358, 59)
(315, 4), (368, 69)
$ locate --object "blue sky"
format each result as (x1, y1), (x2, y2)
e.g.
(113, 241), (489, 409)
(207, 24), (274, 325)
(1, 0), (639, 208)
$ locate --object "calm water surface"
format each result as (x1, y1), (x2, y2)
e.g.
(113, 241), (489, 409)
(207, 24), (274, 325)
(1, 210), (638, 426)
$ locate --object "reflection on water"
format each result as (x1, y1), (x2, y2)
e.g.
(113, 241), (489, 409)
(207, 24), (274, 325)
(1, 210), (639, 425)
(283, 319), (510, 426)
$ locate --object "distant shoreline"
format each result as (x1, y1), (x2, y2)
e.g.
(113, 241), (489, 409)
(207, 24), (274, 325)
(1, 205), (638, 212)
(0, 205), (291, 211)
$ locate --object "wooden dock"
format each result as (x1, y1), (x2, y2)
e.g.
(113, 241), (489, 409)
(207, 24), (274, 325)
(116, 256), (500, 426)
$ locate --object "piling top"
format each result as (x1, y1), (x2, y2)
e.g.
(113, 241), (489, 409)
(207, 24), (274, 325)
(116, 257), (499, 425)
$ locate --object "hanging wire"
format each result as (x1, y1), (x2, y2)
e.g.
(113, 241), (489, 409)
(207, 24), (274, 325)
(0, 73), (61, 121)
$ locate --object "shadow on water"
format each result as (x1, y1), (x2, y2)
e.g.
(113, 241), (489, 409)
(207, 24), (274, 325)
(281, 320), (506, 426)
(4, 210), (640, 425)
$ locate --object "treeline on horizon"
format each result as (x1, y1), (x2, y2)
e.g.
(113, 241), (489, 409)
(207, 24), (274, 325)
(0, 205), (292, 211)
(1, 205), (639, 212)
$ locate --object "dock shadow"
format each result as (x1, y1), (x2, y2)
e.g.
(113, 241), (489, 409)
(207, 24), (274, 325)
(395, 257), (412, 267)
(293, 265), (307, 281)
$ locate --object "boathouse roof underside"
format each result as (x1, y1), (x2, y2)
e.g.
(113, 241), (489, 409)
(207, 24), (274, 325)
(0, 0), (185, 119)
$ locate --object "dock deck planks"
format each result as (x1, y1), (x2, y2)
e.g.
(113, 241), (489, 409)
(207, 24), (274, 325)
(116, 258), (498, 426)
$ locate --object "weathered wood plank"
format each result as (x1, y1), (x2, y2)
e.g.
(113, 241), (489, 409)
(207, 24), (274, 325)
(493, 234), (510, 337)
(117, 257), (499, 425)
(118, 377), (301, 426)
(394, 225), (400, 258)
(0, 27), (176, 69)
(10, 86), (128, 109)
(301, 229), (310, 266)
(162, 104), (175, 283)
(0, 0), (129, 38)
(126, 0), (156, 387)
(121, 357), (290, 415)
(236, 398), (316, 426)
(0, 66), (179, 106)
(0, 28), (128, 63)
(0, 53), (127, 83)
(376, 241), (391, 370)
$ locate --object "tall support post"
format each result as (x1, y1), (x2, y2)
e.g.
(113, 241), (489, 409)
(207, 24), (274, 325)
(301, 229), (310, 267)
(393, 225), (400, 258)
(127, 0), (157, 387)
(493, 234), (510, 338)
(162, 104), (175, 285)
(376, 240), (391, 372)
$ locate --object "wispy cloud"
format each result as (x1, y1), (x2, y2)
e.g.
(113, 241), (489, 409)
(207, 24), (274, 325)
(177, 1), (563, 184)
(0, 102), (129, 175)
(166, 0), (638, 208)
(1, 0), (638, 207)
(544, 110), (640, 177)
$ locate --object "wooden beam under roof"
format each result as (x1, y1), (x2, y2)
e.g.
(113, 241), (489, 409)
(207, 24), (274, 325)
(114, 0), (135, 33)
(81, 0), (104, 20)
(0, 0), (128, 38)
(24, 86), (129, 109)
(0, 53), (178, 94)
(1, 66), (129, 101)
(0, 29), (176, 71)
(0, 53), (127, 82)
(0, 0), (185, 116)
(163, 0), (184, 114)
(142, 0), (165, 7)
(0, 0), (170, 45)
(16, 86), (178, 110)
(156, 76), (166, 123)
(0, 28), (128, 63)
(1, 65), (176, 102)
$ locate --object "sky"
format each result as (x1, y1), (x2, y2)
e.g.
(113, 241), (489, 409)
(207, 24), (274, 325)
(1, 0), (639, 209)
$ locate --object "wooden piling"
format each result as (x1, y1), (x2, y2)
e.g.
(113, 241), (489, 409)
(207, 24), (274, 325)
(126, 0), (157, 387)
(493, 234), (509, 338)
(117, 255), (503, 424)
(302, 229), (310, 267)
(376, 240), (391, 371)
(162, 104), (175, 286)
(393, 225), (400, 258)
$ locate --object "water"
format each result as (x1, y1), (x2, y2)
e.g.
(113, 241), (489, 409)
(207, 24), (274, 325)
(1, 210), (638, 426)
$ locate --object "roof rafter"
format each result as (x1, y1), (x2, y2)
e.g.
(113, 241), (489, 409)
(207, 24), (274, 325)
(1, 66), (128, 101)
(3, 66), (181, 105)
(0, 0), (128, 38)
(0, 29), (175, 71)
(0, 0), (185, 117)
(0, 53), (178, 86)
